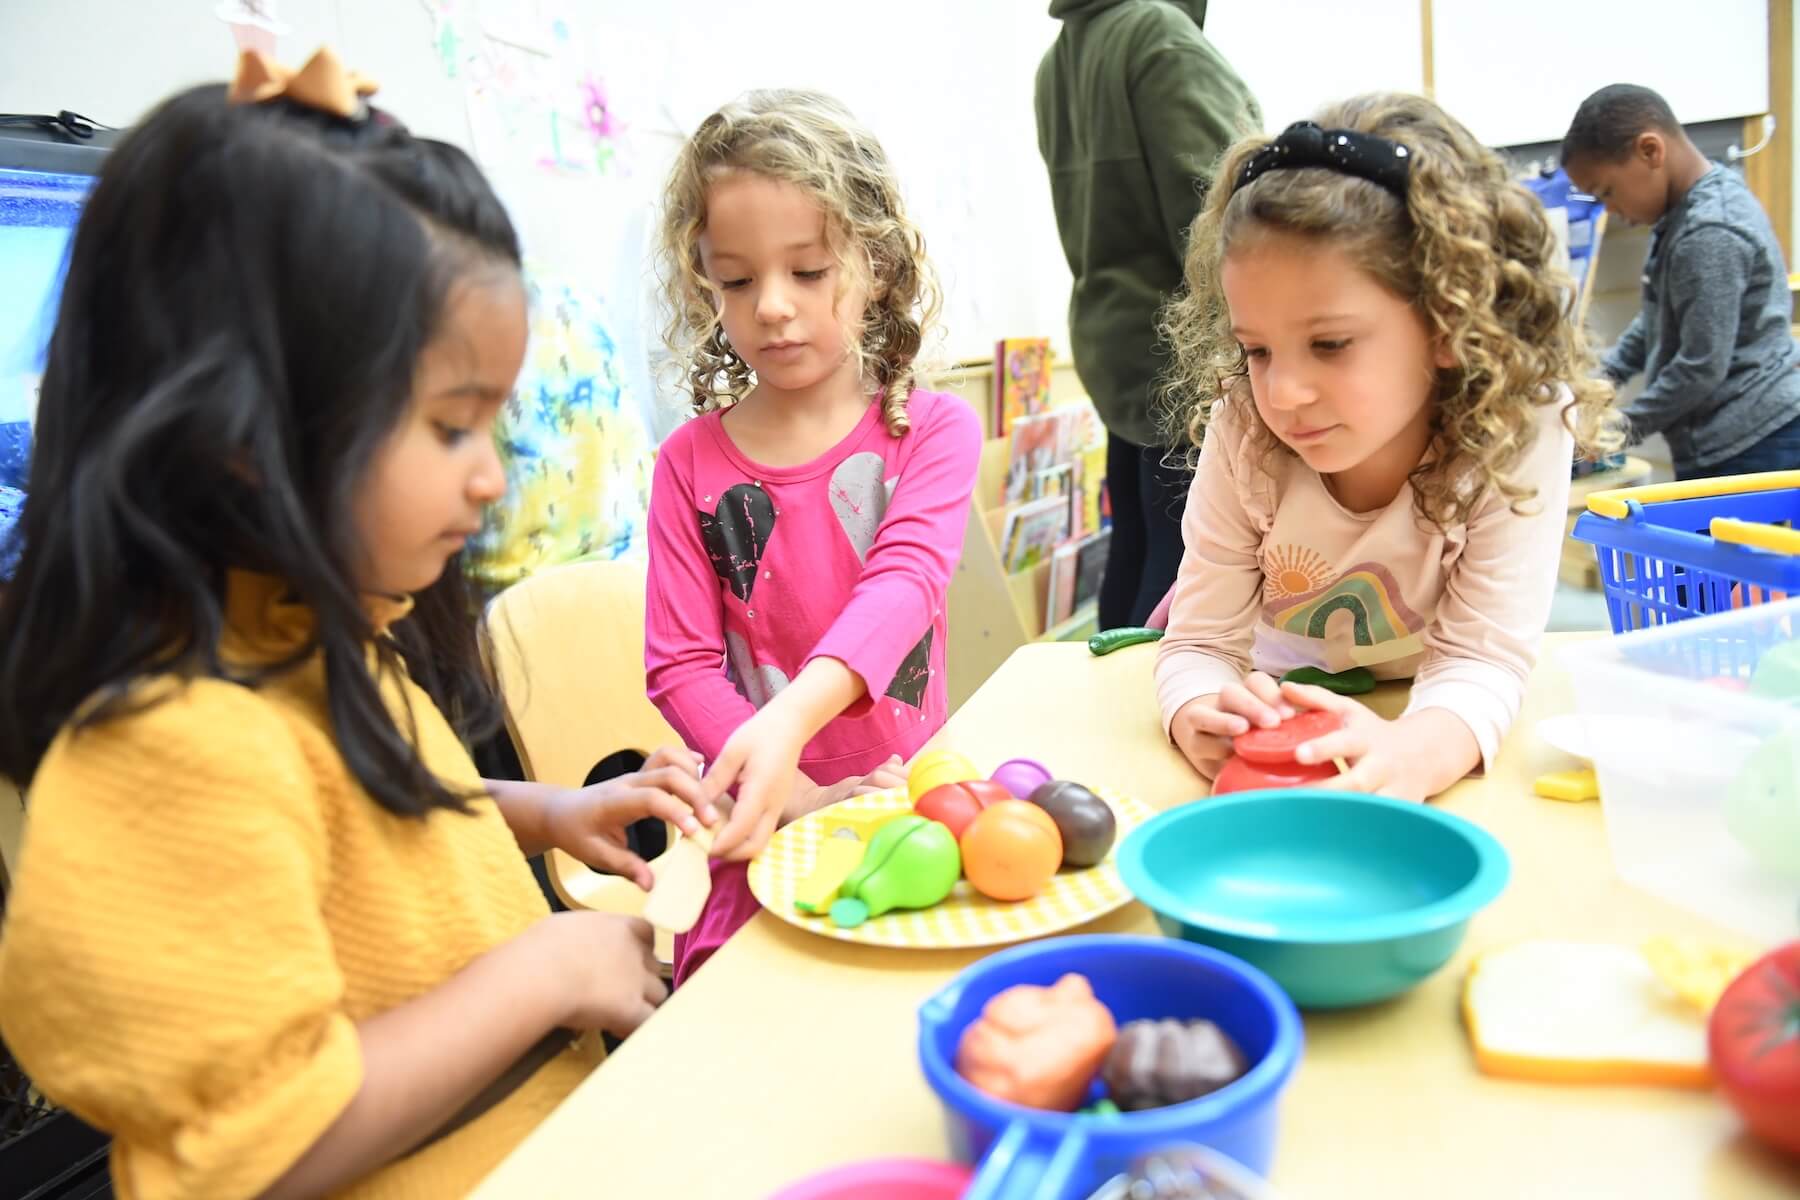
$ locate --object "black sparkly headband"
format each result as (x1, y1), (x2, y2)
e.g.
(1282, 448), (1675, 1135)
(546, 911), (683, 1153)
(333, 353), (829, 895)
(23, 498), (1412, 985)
(1235, 120), (1412, 198)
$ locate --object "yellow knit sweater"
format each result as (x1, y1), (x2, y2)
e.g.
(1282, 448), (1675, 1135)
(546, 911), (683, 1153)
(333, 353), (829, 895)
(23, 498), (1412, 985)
(0, 574), (601, 1199)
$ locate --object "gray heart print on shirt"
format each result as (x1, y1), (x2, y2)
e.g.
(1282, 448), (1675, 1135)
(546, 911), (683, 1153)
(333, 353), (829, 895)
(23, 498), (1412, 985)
(725, 631), (790, 709)
(828, 451), (898, 562)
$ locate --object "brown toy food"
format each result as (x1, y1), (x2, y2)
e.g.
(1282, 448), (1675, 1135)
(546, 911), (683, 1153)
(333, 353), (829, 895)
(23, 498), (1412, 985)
(1025, 781), (1118, 868)
(1101, 1018), (1248, 1110)
(955, 973), (1118, 1110)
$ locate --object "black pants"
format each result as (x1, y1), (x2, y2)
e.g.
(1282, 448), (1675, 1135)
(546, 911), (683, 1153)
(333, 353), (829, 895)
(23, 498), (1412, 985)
(1099, 433), (1193, 630)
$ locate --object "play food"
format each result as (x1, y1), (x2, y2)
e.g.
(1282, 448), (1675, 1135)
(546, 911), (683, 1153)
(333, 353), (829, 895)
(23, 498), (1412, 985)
(1088, 627), (1164, 656)
(908, 749), (982, 803)
(831, 815), (961, 929)
(961, 800), (1063, 902)
(1708, 941), (1800, 1159)
(1232, 711), (1341, 764)
(1462, 940), (1710, 1087)
(1212, 756), (1337, 796)
(794, 833), (866, 915)
(1212, 712), (1343, 796)
(1280, 665), (1376, 695)
(915, 778), (1012, 839)
(643, 824), (715, 934)
(954, 973), (1117, 1111)
(992, 756), (1054, 800)
(1723, 727), (1800, 879)
(1026, 780), (1118, 868)
(918, 935), (1303, 1198)
(1101, 1018), (1248, 1111)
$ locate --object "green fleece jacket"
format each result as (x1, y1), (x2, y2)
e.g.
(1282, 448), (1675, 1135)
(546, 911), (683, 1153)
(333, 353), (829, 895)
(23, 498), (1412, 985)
(1035, 0), (1258, 446)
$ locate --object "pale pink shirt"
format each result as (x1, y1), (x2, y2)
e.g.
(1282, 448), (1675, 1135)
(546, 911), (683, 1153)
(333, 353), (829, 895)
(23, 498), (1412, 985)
(1155, 392), (1574, 768)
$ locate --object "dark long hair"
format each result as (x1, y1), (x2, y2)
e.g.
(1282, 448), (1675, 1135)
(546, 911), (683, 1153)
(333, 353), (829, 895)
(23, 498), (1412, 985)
(0, 84), (521, 816)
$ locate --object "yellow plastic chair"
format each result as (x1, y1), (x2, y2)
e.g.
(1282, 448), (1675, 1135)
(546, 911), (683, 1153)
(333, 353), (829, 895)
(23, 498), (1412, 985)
(482, 558), (686, 967)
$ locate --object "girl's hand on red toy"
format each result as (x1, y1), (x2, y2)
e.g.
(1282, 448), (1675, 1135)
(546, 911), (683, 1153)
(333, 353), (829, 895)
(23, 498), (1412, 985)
(544, 747), (717, 889)
(1170, 672), (1297, 780)
(1279, 682), (1450, 803)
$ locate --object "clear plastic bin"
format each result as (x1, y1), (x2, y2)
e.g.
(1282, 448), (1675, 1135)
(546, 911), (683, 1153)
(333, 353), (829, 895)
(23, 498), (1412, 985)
(1559, 598), (1800, 945)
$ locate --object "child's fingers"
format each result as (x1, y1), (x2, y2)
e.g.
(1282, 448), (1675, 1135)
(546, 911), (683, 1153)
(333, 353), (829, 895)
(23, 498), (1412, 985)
(636, 784), (707, 839)
(645, 745), (704, 780)
(1217, 682), (1281, 730)
(1242, 671), (1293, 720)
(706, 799), (760, 860)
(1279, 679), (1356, 714)
(573, 836), (653, 891)
(640, 766), (715, 830)
(1292, 728), (1363, 767)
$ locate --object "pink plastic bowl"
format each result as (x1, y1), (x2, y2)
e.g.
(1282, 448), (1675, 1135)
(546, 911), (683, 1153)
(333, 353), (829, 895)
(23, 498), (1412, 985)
(766, 1156), (972, 1199)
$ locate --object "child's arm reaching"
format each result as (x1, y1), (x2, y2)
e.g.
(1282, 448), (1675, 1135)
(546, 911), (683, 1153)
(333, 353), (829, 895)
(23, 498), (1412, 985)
(704, 394), (981, 858)
(485, 746), (717, 889)
(0, 681), (668, 1200)
(1156, 399), (1273, 775)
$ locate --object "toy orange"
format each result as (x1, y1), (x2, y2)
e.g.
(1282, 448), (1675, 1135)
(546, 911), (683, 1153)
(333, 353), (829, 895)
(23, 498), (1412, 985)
(908, 749), (981, 804)
(960, 800), (1063, 902)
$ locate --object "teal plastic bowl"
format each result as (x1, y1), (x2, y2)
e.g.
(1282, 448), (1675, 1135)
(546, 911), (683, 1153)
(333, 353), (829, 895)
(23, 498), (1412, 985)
(1118, 790), (1509, 1008)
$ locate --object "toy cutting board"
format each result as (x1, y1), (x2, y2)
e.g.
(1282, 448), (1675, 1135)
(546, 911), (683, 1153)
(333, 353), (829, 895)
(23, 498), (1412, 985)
(747, 787), (1155, 949)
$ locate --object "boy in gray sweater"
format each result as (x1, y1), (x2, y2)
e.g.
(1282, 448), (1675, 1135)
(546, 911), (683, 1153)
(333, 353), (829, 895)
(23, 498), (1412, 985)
(1564, 83), (1800, 479)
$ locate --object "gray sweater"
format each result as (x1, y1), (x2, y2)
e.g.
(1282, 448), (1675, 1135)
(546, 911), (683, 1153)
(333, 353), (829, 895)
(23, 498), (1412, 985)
(1603, 164), (1800, 471)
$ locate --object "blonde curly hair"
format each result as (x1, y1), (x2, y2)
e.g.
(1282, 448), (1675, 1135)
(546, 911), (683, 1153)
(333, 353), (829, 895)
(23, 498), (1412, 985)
(1161, 92), (1622, 528)
(655, 89), (941, 436)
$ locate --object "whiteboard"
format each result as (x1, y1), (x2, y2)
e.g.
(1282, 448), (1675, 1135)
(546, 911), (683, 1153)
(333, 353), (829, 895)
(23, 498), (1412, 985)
(1206, 0), (1426, 132)
(1432, 0), (1769, 148)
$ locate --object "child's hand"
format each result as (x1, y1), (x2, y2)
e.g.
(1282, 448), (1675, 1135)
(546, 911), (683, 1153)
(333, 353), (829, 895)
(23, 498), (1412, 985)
(1169, 672), (1297, 779)
(851, 754), (906, 796)
(543, 748), (718, 889)
(703, 707), (807, 861)
(1277, 682), (1428, 802)
(540, 912), (667, 1036)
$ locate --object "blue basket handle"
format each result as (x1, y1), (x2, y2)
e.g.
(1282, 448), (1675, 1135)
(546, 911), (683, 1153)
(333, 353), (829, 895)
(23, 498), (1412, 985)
(962, 1119), (1091, 1200)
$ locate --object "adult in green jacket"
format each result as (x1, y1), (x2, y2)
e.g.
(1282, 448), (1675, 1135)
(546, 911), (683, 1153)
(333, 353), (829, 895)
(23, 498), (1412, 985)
(1036, 0), (1258, 627)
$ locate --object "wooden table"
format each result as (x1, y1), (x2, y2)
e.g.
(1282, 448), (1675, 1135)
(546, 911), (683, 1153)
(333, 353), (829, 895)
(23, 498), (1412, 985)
(475, 638), (1800, 1199)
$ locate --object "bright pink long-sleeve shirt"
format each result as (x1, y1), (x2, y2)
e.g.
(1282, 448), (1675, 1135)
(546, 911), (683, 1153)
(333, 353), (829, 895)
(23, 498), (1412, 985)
(645, 389), (980, 985)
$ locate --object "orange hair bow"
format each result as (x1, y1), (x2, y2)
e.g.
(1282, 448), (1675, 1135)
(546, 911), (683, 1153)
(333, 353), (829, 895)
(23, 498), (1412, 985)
(227, 47), (378, 120)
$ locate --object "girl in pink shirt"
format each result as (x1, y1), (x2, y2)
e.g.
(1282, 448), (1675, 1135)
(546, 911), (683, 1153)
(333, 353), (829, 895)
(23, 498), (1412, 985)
(646, 90), (980, 983)
(1155, 94), (1621, 801)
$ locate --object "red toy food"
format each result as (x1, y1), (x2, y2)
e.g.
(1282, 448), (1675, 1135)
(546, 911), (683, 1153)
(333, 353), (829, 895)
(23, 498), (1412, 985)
(915, 779), (1012, 839)
(1212, 755), (1337, 795)
(1232, 710), (1341, 764)
(961, 800), (1063, 901)
(1708, 941), (1800, 1159)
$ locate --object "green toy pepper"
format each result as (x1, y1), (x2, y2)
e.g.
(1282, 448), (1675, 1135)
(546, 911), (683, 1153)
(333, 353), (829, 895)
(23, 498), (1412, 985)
(1280, 665), (1378, 695)
(830, 814), (961, 928)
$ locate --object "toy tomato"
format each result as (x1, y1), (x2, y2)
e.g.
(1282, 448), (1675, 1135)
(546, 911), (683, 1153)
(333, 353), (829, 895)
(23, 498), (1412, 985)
(1232, 711), (1341, 764)
(960, 800), (1062, 902)
(915, 779), (1011, 839)
(1212, 755), (1338, 796)
(1708, 941), (1800, 1159)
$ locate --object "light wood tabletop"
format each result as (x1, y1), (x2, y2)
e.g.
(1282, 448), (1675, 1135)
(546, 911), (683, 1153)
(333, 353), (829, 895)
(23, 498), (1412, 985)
(474, 635), (1800, 1199)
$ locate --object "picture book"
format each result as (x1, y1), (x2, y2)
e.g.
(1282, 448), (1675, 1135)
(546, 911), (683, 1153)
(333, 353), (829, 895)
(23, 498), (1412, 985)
(994, 336), (1053, 435)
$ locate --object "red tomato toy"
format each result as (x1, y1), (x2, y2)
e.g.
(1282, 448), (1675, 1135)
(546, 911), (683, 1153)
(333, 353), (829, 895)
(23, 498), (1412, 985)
(1708, 941), (1800, 1159)
(915, 779), (1012, 839)
(1232, 711), (1342, 764)
(1212, 755), (1338, 796)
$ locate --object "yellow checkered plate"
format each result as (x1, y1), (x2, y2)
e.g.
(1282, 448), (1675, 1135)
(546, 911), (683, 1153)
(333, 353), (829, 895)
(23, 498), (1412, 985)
(747, 787), (1156, 949)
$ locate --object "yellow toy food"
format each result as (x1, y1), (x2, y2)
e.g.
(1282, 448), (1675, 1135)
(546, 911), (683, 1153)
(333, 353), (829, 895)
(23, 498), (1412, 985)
(907, 749), (981, 804)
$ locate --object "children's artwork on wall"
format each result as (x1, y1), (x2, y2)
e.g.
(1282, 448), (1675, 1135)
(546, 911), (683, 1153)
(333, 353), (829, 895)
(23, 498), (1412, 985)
(467, 264), (654, 593)
(418, 0), (628, 180)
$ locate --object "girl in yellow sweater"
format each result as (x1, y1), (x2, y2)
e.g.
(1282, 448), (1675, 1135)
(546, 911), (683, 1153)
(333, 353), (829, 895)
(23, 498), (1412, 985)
(0, 51), (715, 1199)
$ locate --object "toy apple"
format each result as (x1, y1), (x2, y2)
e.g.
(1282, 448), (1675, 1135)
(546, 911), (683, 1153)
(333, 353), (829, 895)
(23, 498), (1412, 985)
(915, 778), (1011, 839)
(1212, 711), (1342, 796)
(1708, 940), (1800, 1159)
